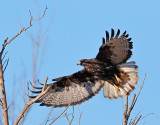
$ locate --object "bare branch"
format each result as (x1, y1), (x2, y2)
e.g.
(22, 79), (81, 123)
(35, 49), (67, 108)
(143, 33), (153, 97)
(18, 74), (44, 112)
(132, 74), (146, 108)
(128, 94), (136, 116)
(122, 74), (146, 125)
(0, 11), (47, 125)
(2, 51), (8, 61)
(70, 110), (75, 123)
(0, 38), (8, 56)
(141, 113), (155, 121)
(123, 96), (128, 125)
(27, 82), (30, 102)
(29, 5), (47, 22)
(49, 104), (70, 125)
(64, 107), (74, 125)
(132, 111), (142, 124)
(0, 99), (2, 106)
(0, 55), (9, 125)
(2, 59), (8, 67)
(44, 107), (54, 125)
(3, 58), (9, 73)
(42, 77), (48, 92)
(64, 113), (70, 123)
(128, 119), (132, 125)
(13, 77), (49, 125)
(0, 6), (47, 57)
(78, 105), (82, 125)
(134, 115), (142, 125)
(0, 5), (47, 125)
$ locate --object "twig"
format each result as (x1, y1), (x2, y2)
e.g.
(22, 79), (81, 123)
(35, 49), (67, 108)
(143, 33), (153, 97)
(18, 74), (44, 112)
(131, 111), (142, 124)
(132, 74), (146, 108)
(27, 82), (30, 102)
(64, 106), (74, 125)
(29, 5), (47, 22)
(0, 6), (47, 57)
(122, 74), (146, 125)
(49, 104), (71, 125)
(13, 77), (49, 125)
(2, 51), (8, 61)
(123, 96), (128, 125)
(128, 119), (132, 125)
(44, 107), (54, 125)
(134, 115), (142, 125)
(3, 58), (9, 73)
(0, 47), (9, 125)
(70, 108), (74, 125)
(78, 105), (82, 125)
(2, 59), (8, 67)
(141, 113), (155, 120)
(64, 113), (70, 123)
(0, 99), (2, 106)
(42, 77), (47, 92)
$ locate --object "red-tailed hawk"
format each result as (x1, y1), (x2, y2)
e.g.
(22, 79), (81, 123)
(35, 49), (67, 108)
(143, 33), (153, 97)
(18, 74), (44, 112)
(32, 29), (138, 107)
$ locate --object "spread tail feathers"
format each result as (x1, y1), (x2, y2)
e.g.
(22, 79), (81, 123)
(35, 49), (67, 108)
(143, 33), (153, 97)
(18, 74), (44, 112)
(104, 61), (138, 99)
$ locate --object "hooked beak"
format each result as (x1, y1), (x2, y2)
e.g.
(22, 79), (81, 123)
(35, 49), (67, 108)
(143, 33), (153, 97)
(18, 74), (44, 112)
(77, 61), (81, 65)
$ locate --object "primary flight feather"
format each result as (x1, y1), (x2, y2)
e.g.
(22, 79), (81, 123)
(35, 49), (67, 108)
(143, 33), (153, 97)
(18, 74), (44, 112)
(31, 29), (138, 107)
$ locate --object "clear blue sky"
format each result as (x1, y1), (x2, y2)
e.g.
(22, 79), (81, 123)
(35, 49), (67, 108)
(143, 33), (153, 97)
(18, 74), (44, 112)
(0, 0), (160, 125)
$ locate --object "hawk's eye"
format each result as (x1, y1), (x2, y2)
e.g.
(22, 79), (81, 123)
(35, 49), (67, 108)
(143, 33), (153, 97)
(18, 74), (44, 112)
(80, 59), (86, 65)
(81, 60), (85, 64)
(77, 59), (86, 65)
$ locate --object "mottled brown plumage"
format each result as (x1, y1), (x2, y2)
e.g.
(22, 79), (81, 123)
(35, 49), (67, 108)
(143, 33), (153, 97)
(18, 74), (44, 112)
(31, 29), (138, 107)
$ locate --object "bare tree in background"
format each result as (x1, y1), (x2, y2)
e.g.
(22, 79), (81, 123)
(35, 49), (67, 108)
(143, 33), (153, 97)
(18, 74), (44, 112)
(0, 5), (49, 125)
(0, 4), (71, 125)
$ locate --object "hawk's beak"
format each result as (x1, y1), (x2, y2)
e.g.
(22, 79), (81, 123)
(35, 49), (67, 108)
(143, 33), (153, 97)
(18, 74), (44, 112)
(77, 61), (81, 65)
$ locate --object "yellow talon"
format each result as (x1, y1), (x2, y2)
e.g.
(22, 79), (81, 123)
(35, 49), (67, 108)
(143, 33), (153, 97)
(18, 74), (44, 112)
(114, 74), (122, 83)
(114, 84), (120, 92)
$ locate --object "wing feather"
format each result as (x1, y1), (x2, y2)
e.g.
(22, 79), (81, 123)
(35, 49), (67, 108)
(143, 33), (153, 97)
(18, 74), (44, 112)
(37, 70), (103, 107)
(96, 29), (133, 65)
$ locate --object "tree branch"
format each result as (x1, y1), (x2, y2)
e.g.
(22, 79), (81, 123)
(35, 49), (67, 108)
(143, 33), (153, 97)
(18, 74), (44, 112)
(64, 106), (74, 125)
(49, 104), (70, 125)
(0, 6), (47, 125)
(0, 5), (47, 57)
(3, 58), (9, 73)
(0, 99), (2, 106)
(123, 74), (146, 125)
(123, 96), (128, 125)
(18, 6), (48, 124)
(44, 107), (54, 125)
(0, 41), (9, 125)
(13, 76), (49, 125)
(78, 105), (82, 125)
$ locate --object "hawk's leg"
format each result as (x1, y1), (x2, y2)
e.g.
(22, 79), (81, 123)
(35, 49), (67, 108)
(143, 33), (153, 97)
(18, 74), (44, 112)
(114, 84), (120, 92)
(114, 74), (122, 83)
(114, 74), (122, 92)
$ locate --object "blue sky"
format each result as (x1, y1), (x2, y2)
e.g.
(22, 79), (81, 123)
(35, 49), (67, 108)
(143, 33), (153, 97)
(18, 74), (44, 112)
(0, 0), (160, 125)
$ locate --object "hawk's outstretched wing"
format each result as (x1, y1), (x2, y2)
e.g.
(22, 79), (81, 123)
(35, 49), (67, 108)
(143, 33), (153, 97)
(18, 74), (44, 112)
(96, 29), (133, 65)
(33, 69), (103, 107)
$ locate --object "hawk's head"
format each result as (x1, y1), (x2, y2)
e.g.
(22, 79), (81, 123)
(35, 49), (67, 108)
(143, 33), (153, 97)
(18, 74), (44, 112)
(77, 59), (88, 66)
(77, 59), (96, 68)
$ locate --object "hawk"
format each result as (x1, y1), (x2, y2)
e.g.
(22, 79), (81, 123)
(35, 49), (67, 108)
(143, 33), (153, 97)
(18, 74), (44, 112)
(32, 29), (138, 107)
